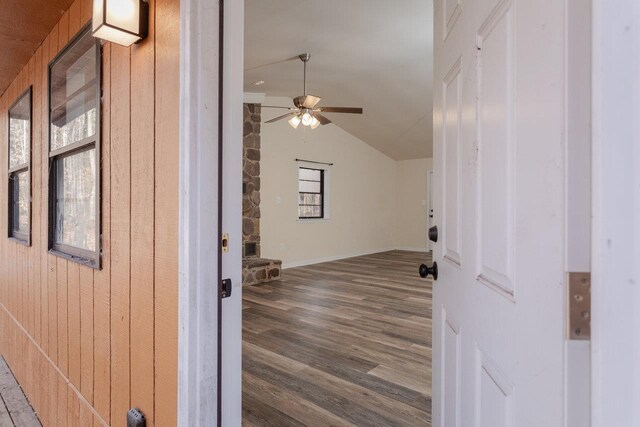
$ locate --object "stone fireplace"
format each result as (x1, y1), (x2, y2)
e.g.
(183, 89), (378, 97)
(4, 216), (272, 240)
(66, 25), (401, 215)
(243, 103), (262, 258)
(242, 103), (282, 285)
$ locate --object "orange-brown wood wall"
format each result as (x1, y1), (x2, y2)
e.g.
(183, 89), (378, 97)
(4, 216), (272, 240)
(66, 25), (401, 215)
(0, 0), (179, 425)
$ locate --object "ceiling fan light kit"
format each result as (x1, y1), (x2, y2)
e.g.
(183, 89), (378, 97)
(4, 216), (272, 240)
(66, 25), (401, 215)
(263, 53), (364, 130)
(288, 115), (301, 129)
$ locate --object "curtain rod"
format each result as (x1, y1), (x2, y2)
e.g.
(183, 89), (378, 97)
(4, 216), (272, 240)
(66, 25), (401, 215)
(295, 158), (334, 166)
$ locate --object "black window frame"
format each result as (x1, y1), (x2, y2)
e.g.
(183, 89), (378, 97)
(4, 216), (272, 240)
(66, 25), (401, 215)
(47, 24), (102, 269)
(298, 167), (325, 220)
(7, 87), (33, 245)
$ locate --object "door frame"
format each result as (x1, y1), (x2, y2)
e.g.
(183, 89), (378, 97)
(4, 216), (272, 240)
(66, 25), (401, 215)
(591, 0), (640, 425)
(177, 0), (223, 425)
(178, 0), (244, 424)
(176, 0), (640, 425)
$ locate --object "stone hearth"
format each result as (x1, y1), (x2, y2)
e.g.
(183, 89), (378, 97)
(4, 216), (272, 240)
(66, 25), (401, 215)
(242, 258), (282, 286)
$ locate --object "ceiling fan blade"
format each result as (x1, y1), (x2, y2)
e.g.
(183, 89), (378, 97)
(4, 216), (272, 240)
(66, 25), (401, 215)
(265, 113), (296, 123)
(262, 105), (295, 110)
(315, 107), (363, 114)
(302, 95), (322, 108)
(313, 112), (332, 125)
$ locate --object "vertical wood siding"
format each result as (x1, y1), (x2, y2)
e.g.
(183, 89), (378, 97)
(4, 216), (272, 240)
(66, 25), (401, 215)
(0, 0), (179, 425)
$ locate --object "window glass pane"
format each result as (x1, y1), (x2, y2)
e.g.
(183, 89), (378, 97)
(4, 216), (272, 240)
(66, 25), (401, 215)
(50, 31), (98, 151)
(298, 206), (311, 218)
(299, 180), (321, 193)
(54, 149), (97, 251)
(299, 168), (321, 181)
(299, 193), (321, 205)
(9, 94), (30, 168)
(298, 205), (323, 218)
(10, 171), (29, 234)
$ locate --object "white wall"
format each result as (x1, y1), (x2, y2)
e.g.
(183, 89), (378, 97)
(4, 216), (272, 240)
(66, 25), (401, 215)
(260, 97), (432, 268)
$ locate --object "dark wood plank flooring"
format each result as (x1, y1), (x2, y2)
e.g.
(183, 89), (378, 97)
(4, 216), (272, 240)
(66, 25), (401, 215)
(242, 250), (432, 426)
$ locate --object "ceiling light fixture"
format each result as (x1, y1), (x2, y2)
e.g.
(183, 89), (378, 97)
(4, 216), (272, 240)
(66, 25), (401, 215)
(301, 111), (313, 126)
(288, 115), (301, 129)
(310, 116), (320, 129)
(264, 53), (364, 130)
(92, 0), (149, 47)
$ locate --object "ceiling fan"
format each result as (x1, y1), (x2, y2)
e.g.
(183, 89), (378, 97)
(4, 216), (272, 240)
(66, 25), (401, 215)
(263, 53), (363, 129)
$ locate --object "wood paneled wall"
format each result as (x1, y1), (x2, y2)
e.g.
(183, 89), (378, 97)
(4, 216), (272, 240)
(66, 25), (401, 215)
(0, 0), (179, 425)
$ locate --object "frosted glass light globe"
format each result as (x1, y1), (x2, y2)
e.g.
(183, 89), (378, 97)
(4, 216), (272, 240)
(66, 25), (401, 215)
(301, 112), (313, 126)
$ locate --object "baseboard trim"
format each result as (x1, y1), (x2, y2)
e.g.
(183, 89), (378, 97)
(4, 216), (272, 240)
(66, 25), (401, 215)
(281, 246), (428, 269)
(394, 246), (429, 253)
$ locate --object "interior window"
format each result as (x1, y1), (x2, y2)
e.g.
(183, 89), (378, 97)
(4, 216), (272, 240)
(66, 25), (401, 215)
(298, 167), (325, 219)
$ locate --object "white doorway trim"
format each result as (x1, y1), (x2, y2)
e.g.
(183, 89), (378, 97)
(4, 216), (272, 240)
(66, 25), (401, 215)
(591, 0), (640, 425)
(176, 0), (640, 425)
(221, 0), (245, 424)
(177, 0), (222, 424)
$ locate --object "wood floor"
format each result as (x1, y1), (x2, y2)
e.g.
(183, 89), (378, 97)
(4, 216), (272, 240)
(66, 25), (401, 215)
(242, 250), (432, 426)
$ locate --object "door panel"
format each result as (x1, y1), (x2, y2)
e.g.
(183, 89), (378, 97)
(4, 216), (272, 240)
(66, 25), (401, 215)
(478, 351), (513, 427)
(476, 1), (516, 298)
(441, 308), (461, 427)
(443, 58), (462, 267)
(432, 0), (566, 425)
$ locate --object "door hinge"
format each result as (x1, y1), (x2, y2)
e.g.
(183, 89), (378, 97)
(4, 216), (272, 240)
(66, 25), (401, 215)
(221, 278), (232, 299)
(568, 272), (590, 340)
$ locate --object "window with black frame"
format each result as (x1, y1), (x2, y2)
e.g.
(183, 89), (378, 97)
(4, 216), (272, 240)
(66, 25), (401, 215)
(48, 26), (101, 268)
(8, 88), (32, 244)
(298, 167), (325, 219)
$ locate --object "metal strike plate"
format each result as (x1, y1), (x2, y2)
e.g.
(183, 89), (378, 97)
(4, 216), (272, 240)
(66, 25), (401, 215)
(221, 278), (232, 299)
(222, 233), (230, 253)
(568, 272), (591, 340)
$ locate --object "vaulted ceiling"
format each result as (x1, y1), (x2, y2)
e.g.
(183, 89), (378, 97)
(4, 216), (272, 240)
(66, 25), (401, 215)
(0, 0), (74, 96)
(244, 0), (433, 160)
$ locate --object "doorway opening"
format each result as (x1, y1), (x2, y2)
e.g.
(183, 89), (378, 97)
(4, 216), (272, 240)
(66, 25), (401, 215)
(240, 1), (435, 425)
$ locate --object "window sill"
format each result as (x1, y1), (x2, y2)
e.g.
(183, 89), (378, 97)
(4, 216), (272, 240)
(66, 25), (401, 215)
(48, 247), (101, 270)
(296, 218), (330, 223)
(8, 236), (30, 247)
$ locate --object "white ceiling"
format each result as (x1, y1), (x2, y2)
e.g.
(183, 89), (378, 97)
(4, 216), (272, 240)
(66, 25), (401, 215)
(244, 0), (434, 160)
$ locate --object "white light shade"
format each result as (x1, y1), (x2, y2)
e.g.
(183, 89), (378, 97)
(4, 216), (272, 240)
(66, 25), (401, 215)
(301, 112), (313, 126)
(93, 0), (148, 47)
(288, 115), (301, 129)
(310, 116), (320, 129)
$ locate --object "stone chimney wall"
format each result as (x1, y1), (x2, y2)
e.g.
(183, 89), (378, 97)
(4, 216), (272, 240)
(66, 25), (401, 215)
(243, 103), (261, 257)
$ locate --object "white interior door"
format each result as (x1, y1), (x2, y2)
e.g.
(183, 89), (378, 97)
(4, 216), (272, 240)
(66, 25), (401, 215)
(430, 0), (567, 426)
